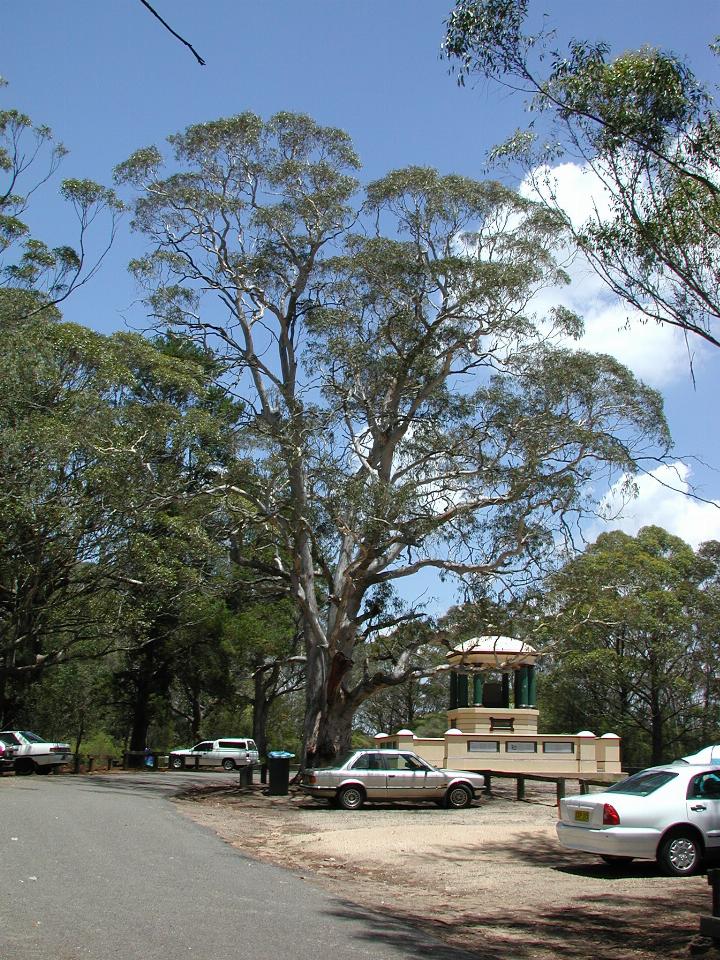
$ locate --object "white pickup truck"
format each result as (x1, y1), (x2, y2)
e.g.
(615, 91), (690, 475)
(169, 737), (259, 771)
(0, 730), (72, 775)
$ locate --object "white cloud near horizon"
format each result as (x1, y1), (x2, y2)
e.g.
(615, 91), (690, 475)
(519, 162), (708, 388)
(588, 461), (720, 548)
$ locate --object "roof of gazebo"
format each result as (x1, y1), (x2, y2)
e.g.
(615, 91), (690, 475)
(446, 635), (539, 668)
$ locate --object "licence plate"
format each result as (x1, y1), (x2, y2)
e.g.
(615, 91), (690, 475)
(574, 809), (590, 822)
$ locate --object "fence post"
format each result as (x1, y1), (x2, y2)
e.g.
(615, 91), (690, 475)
(516, 776), (525, 801)
(556, 778), (566, 805)
(87, 756), (94, 773)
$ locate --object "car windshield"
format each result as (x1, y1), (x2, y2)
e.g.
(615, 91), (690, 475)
(606, 770), (678, 796)
(19, 731), (47, 743)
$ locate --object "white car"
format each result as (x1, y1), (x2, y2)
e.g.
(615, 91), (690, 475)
(0, 740), (17, 772)
(557, 764), (720, 876)
(169, 738), (259, 771)
(680, 745), (720, 765)
(0, 730), (71, 775)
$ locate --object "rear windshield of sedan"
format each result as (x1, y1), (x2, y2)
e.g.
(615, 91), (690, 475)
(606, 770), (678, 796)
(19, 731), (47, 743)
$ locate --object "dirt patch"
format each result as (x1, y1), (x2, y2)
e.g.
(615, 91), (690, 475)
(174, 780), (718, 960)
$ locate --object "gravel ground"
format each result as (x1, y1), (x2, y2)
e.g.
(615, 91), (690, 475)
(175, 778), (720, 960)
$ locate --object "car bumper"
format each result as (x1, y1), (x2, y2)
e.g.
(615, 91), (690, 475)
(556, 822), (661, 860)
(298, 784), (336, 798)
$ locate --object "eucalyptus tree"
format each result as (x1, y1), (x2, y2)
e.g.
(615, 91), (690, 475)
(102, 334), (248, 752)
(116, 112), (669, 763)
(0, 302), (128, 723)
(0, 304), (242, 729)
(0, 79), (121, 319)
(538, 526), (712, 765)
(444, 1), (720, 349)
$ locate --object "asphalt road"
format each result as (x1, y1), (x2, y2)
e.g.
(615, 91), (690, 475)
(1, 771), (476, 960)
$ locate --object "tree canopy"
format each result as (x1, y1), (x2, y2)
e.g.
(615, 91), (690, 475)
(444, 1), (720, 350)
(536, 526), (718, 765)
(116, 111), (670, 763)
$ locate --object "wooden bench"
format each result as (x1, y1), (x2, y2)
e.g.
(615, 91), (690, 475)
(479, 769), (624, 803)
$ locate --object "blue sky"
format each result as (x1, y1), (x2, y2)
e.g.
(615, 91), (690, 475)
(3, 1), (720, 607)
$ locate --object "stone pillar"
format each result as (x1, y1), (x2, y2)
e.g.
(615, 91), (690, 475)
(501, 672), (510, 707)
(449, 671), (458, 709)
(473, 674), (484, 706)
(458, 673), (469, 708)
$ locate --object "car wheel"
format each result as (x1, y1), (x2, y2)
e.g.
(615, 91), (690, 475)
(35, 765), (52, 775)
(658, 831), (703, 877)
(15, 759), (34, 776)
(445, 784), (472, 809)
(170, 756), (184, 771)
(222, 758), (236, 771)
(600, 855), (633, 865)
(337, 785), (365, 810)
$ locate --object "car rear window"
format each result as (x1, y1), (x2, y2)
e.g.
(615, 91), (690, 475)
(20, 731), (46, 743)
(606, 770), (678, 796)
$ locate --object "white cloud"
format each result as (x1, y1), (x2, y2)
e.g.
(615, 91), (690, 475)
(588, 461), (720, 548)
(520, 162), (708, 388)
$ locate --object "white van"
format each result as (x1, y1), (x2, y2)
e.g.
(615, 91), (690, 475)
(169, 738), (259, 771)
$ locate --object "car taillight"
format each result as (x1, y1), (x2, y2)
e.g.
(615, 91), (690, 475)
(307, 774), (317, 784)
(50, 746), (68, 753)
(603, 803), (620, 826)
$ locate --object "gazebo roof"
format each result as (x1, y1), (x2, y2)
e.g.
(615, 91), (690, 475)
(447, 635), (538, 668)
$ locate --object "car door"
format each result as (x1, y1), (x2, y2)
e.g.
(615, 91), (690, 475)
(687, 772), (720, 851)
(347, 752), (387, 799)
(384, 753), (428, 799)
(191, 741), (215, 767)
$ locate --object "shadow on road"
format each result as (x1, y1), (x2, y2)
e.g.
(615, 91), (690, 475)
(9, 770), (244, 800)
(324, 885), (711, 960)
(322, 901), (481, 960)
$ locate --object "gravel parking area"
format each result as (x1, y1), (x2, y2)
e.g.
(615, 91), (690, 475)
(175, 778), (718, 960)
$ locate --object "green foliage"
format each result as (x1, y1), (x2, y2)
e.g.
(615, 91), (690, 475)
(536, 526), (718, 765)
(116, 108), (674, 763)
(444, 2), (720, 349)
(0, 87), (121, 315)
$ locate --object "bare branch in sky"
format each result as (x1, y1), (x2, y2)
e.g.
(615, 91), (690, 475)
(138, 0), (206, 66)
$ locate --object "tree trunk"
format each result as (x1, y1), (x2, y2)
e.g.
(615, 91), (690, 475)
(252, 673), (271, 759)
(129, 676), (151, 752)
(313, 695), (357, 765)
(190, 688), (203, 742)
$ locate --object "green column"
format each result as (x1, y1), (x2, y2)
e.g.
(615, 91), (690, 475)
(515, 666), (529, 707)
(501, 672), (510, 707)
(449, 671), (458, 709)
(527, 664), (537, 707)
(473, 674), (484, 706)
(458, 673), (469, 708)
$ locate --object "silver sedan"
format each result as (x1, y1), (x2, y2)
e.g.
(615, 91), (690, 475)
(557, 764), (720, 876)
(299, 748), (485, 810)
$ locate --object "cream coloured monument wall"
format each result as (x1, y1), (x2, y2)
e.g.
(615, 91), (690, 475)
(378, 731), (621, 775)
(595, 735), (622, 772)
(447, 707), (539, 735)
